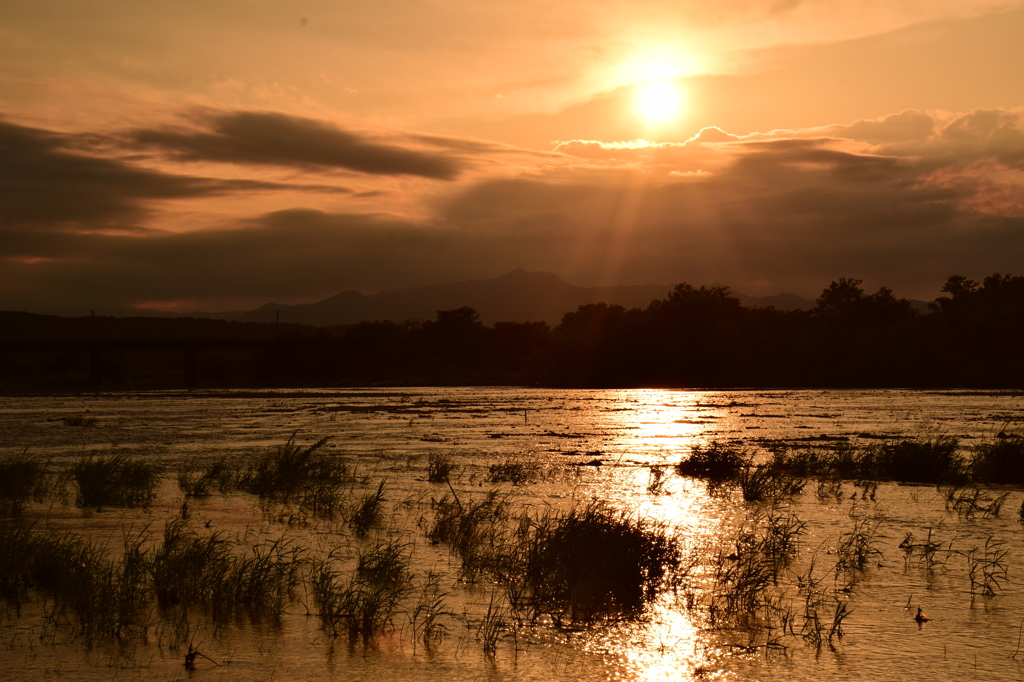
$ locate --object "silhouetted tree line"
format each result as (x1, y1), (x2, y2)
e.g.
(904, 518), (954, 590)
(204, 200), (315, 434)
(2, 273), (1022, 390)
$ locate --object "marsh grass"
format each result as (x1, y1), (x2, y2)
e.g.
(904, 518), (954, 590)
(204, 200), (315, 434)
(477, 591), (510, 658)
(865, 437), (966, 484)
(176, 459), (236, 498)
(153, 520), (304, 633)
(970, 434), (1024, 485)
(427, 489), (513, 580)
(0, 453), (51, 515)
(486, 456), (543, 485)
(647, 465), (669, 494)
(409, 570), (453, 653)
(427, 454), (457, 484)
(240, 434), (359, 522)
(310, 539), (413, 645)
(940, 486), (1010, 519)
(350, 480), (387, 538)
(769, 436), (1007, 487)
(675, 442), (747, 482)
(963, 537), (1009, 596)
(835, 518), (883, 572)
(71, 454), (160, 509)
(239, 434), (348, 501)
(815, 477), (843, 502)
(0, 523), (154, 641)
(522, 501), (682, 625)
(739, 466), (806, 503)
(427, 492), (683, 626)
(899, 527), (952, 569)
(705, 509), (805, 631)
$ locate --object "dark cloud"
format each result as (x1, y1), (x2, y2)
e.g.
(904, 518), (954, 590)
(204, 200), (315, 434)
(0, 210), (486, 312)
(0, 118), (239, 229)
(134, 111), (462, 179)
(0, 117), (345, 234)
(828, 110), (935, 144)
(3, 109), (1023, 313)
(936, 109), (1024, 169)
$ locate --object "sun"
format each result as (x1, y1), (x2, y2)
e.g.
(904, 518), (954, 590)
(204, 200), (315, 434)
(637, 81), (682, 124)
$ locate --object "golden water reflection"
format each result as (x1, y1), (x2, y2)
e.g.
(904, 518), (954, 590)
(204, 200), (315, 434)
(589, 390), (753, 681)
(601, 389), (750, 464)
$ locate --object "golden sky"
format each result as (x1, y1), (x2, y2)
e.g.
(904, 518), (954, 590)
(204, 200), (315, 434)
(2, 0), (1023, 312)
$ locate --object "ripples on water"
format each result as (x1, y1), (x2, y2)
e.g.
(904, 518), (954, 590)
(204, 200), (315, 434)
(1, 389), (1023, 681)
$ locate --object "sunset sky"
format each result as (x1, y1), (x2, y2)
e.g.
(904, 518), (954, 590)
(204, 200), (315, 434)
(2, 0), (1023, 314)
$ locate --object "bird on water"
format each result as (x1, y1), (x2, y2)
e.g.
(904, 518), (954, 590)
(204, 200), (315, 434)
(915, 607), (929, 623)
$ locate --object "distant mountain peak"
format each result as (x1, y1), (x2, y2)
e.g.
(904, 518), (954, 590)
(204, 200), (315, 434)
(237, 270), (673, 326)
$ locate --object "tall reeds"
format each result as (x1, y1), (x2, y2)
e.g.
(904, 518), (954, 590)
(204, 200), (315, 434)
(0, 523), (153, 640)
(427, 489), (513, 580)
(71, 454), (160, 509)
(835, 518), (883, 572)
(963, 537), (1009, 596)
(969, 434), (1024, 485)
(0, 453), (51, 515)
(239, 433), (355, 521)
(409, 571), (453, 652)
(487, 456), (543, 485)
(153, 520), (303, 629)
(176, 458), (236, 498)
(427, 453), (457, 484)
(309, 539), (413, 645)
(350, 480), (387, 538)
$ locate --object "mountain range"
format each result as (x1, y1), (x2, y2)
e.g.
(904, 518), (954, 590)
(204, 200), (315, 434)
(236, 269), (816, 327)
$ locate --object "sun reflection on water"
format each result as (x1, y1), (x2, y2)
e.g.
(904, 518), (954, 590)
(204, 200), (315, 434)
(603, 389), (720, 462)
(591, 391), (744, 682)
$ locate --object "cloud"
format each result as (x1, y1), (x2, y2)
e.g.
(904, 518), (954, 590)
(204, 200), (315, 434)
(827, 110), (936, 144)
(684, 126), (742, 144)
(133, 111), (463, 179)
(0, 118), (242, 230)
(3, 107), (1023, 313)
(0, 117), (348, 234)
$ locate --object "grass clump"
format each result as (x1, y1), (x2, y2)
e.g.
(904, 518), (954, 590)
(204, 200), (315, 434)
(70, 454), (160, 509)
(427, 489), (514, 580)
(410, 571), (453, 652)
(863, 437), (965, 484)
(176, 458), (236, 498)
(835, 518), (883, 572)
(0, 454), (51, 515)
(970, 434), (1024, 485)
(310, 540), (413, 645)
(487, 455), (543, 485)
(963, 537), (1009, 596)
(240, 434), (341, 500)
(675, 442), (747, 482)
(427, 494), (683, 625)
(739, 466), (806, 502)
(705, 509), (805, 630)
(0, 523), (153, 640)
(522, 501), (682, 625)
(153, 520), (303, 628)
(427, 453), (458, 483)
(941, 486), (1010, 519)
(350, 480), (387, 538)
(239, 434), (356, 520)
